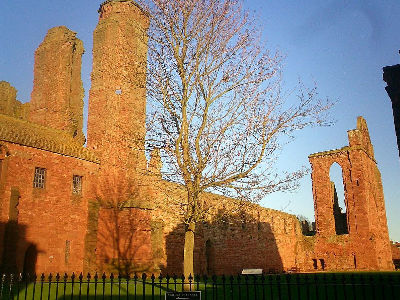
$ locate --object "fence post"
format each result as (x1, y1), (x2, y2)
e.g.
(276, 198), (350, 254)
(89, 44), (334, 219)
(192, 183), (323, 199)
(94, 273), (98, 299)
(71, 272), (76, 300)
(304, 274), (310, 300)
(276, 274), (281, 300)
(188, 274), (193, 292)
(9, 274), (14, 300)
(195, 274), (200, 292)
(0, 274), (5, 298)
(126, 273), (130, 300)
(102, 272), (106, 300)
(110, 273), (114, 300)
(78, 272), (83, 299)
(142, 273), (147, 300)
(158, 274), (162, 299)
(332, 273), (338, 300)
(118, 273), (122, 300)
(151, 274), (155, 299)
(286, 273), (292, 300)
(268, 274), (273, 300)
(221, 274), (226, 300)
(63, 273), (67, 300)
(47, 273), (53, 300)
(360, 273), (366, 300)
(260, 274), (265, 300)
(203, 275), (208, 300)
(16, 273), (22, 300)
(134, 273), (138, 298)
(237, 274), (242, 300)
(39, 273), (44, 300)
(212, 275), (217, 300)
(165, 274), (170, 292)
(55, 273), (60, 300)
(87, 273), (91, 300)
(229, 275), (234, 300)
(181, 274), (185, 292)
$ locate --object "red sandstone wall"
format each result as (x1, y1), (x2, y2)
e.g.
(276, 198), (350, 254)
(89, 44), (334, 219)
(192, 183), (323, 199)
(149, 180), (305, 275)
(0, 142), (99, 274)
(96, 207), (154, 274)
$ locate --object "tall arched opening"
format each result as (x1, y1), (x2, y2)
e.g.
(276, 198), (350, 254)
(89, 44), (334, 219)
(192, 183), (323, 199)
(329, 163), (348, 235)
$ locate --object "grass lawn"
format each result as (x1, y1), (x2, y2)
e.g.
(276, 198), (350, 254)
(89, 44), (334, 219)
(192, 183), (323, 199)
(2, 272), (399, 299)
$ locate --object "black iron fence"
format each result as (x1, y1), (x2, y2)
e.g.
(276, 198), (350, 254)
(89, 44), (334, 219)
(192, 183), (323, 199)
(0, 272), (399, 299)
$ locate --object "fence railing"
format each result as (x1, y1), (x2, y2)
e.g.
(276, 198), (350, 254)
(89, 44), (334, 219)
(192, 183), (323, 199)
(0, 272), (399, 299)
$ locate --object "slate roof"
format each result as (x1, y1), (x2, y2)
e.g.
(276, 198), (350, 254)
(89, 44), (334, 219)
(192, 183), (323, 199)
(0, 114), (99, 163)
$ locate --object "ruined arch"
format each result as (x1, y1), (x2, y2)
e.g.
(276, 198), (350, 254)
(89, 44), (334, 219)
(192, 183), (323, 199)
(309, 151), (352, 236)
(329, 162), (348, 235)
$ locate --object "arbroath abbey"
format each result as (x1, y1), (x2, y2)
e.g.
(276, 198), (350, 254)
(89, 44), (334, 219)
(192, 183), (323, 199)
(0, 0), (395, 275)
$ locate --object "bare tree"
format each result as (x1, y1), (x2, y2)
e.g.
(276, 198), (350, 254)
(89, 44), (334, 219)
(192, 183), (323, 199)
(140, 0), (332, 279)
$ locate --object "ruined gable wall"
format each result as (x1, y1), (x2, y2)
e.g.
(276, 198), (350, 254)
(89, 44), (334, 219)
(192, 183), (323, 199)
(308, 117), (394, 271)
(0, 142), (99, 274)
(29, 26), (85, 145)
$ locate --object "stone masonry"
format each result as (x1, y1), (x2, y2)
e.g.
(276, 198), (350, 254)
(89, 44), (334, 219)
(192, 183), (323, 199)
(87, 0), (149, 171)
(0, 0), (394, 275)
(29, 26), (85, 145)
(0, 81), (29, 119)
(308, 117), (394, 271)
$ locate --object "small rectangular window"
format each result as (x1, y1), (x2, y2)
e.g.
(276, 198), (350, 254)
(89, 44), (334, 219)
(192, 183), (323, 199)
(72, 175), (82, 194)
(33, 167), (46, 188)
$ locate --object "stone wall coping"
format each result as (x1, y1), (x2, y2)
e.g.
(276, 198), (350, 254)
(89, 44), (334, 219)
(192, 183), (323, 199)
(308, 146), (350, 158)
(98, 0), (149, 16)
(308, 145), (377, 163)
(0, 114), (99, 163)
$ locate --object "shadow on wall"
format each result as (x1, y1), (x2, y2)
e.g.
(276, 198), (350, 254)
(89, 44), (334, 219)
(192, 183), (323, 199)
(162, 209), (283, 275)
(88, 176), (155, 276)
(96, 207), (154, 276)
(0, 221), (39, 275)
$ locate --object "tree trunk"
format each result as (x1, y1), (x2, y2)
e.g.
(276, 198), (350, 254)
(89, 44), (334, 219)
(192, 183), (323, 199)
(183, 221), (195, 290)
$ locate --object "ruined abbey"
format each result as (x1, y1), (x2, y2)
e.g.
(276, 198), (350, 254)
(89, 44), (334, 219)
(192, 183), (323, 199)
(0, 0), (394, 275)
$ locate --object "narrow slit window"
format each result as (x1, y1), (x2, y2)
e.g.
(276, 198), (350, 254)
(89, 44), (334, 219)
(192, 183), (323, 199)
(65, 240), (70, 264)
(33, 167), (46, 189)
(312, 259), (318, 270)
(72, 175), (83, 195)
(319, 259), (326, 270)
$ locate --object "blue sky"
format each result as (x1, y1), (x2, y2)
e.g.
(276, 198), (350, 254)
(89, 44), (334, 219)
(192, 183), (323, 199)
(1, 0), (399, 241)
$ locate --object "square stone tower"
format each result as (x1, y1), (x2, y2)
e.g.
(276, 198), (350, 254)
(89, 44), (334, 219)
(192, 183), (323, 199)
(29, 26), (85, 145)
(87, 0), (149, 172)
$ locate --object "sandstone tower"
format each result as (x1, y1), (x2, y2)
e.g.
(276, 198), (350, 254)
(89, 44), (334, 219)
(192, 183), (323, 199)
(29, 26), (85, 145)
(309, 117), (394, 270)
(87, 0), (149, 171)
